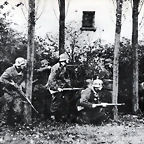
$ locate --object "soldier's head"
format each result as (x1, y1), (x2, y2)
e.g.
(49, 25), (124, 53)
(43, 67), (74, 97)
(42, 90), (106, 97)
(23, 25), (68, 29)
(41, 59), (49, 68)
(59, 53), (69, 66)
(14, 57), (27, 70)
(93, 77), (103, 91)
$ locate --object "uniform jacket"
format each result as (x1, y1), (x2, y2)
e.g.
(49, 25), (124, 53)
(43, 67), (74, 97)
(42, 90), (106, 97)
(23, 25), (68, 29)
(0, 65), (26, 87)
(47, 62), (69, 91)
(77, 87), (99, 109)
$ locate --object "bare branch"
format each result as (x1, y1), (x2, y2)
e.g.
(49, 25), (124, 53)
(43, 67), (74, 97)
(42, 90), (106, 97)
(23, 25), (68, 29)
(51, 0), (59, 21)
(20, 5), (27, 21)
(36, 0), (47, 21)
(138, 0), (144, 31)
(35, 0), (40, 17)
(65, 0), (71, 18)
(138, 0), (144, 14)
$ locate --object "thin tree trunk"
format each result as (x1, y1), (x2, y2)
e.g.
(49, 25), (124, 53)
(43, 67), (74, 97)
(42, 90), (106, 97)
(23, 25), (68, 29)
(132, 0), (140, 114)
(112, 0), (123, 121)
(58, 0), (65, 55)
(24, 0), (35, 124)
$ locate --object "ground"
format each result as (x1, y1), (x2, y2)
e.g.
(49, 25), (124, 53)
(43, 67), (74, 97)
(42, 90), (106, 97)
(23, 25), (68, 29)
(0, 115), (144, 144)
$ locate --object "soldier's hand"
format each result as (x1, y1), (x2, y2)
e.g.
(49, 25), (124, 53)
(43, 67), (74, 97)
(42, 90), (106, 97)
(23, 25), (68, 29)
(92, 104), (97, 108)
(58, 87), (63, 92)
(48, 66), (51, 69)
(11, 82), (18, 88)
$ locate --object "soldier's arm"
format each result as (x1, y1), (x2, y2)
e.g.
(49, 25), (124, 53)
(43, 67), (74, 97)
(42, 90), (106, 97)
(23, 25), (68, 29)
(0, 67), (14, 86)
(36, 66), (51, 73)
(79, 88), (93, 109)
(45, 65), (60, 91)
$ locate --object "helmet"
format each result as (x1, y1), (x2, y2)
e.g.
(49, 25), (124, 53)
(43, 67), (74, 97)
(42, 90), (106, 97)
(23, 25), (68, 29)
(59, 53), (69, 62)
(93, 78), (103, 90)
(15, 57), (26, 66)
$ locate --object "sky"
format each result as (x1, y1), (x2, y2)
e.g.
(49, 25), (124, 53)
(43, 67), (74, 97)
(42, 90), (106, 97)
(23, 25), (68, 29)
(1, 0), (144, 44)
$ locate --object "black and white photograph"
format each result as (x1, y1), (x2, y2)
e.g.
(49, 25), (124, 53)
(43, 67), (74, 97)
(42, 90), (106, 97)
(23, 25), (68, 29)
(0, 0), (144, 143)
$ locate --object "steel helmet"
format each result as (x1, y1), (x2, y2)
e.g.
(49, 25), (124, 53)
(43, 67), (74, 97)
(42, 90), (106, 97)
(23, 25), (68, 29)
(93, 78), (103, 90)
(15, 57), (26, 66)
(59, 53), (69, 62)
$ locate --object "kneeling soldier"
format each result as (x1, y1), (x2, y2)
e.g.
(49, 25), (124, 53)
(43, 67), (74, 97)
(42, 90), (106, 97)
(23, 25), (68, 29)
(76, 78), (107, 124)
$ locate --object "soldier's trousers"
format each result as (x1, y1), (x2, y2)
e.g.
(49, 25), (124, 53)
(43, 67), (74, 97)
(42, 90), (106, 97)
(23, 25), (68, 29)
(0, 91), (24, 125)
(77, 107), (107, 124)
(50, 92), (69, 120)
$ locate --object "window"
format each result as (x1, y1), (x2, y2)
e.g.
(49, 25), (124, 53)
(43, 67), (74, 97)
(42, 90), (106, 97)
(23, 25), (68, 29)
(81, 11), (96, 31)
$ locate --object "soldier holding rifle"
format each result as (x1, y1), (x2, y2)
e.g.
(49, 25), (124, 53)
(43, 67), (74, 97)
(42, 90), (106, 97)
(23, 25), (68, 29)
(33, 59), (51, 119)
(0, 57), (27, 126)
(76, 78), (108, 124)
(76, 78), (124, 124)
(45, 53), (71, 121)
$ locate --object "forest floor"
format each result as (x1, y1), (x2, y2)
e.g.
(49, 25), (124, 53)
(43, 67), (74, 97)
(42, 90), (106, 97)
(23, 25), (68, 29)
(0, 114), (144, 144)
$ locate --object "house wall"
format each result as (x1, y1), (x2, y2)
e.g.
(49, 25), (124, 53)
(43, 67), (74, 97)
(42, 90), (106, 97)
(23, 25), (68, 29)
(0, 0), (144, 44)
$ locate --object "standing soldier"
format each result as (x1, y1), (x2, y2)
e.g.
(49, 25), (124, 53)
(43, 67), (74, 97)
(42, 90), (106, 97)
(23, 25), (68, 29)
(76, 78), (107, 124)
(45, 53), (71, 121)
(0, 57), (27, 126)
(33, 59), (51, 119)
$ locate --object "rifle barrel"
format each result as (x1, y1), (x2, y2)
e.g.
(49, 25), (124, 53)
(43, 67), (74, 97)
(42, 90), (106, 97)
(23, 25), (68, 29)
(97, 103), (125, 106)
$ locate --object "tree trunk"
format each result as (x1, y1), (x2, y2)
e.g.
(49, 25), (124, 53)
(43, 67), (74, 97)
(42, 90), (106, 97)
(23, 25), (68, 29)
(132, 0), (140, 114)
(112, 0), (123, 121)
(58, 0), (65, 55)
(24, 0), (35, 124)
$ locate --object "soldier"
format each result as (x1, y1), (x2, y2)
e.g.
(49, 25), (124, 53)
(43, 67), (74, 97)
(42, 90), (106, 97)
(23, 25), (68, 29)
(45, 53), (71, 121)
(33, 59), (51, 119)
(76, 78), (107, 124)
(0, 57), (27, 126)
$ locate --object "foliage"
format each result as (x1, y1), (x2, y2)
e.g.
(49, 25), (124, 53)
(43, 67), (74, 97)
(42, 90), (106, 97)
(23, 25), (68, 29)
(1, 5), (144, 114)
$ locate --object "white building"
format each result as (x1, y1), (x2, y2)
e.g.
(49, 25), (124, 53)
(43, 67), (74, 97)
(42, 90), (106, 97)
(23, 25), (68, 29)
(1, 0), (144, 44)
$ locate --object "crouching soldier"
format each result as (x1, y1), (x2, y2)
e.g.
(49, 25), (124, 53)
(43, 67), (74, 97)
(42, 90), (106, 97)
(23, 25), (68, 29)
(45, 53), (71, 121)
(0, 57), (27, 126)
(76, 78), (107, 124)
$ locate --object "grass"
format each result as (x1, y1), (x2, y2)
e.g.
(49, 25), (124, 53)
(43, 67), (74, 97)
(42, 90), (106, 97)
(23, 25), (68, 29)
(0, 115), (144, 144)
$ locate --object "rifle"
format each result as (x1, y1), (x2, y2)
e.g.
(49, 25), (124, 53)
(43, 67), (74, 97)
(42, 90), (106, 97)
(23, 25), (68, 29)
(67, 64), (84, 67)
(36, 66), (51, 73)
(93, 102), (125, 107)
(49, 87), (83, 94)
(12, 85), (39, 113)
(77, 103), (125, 111)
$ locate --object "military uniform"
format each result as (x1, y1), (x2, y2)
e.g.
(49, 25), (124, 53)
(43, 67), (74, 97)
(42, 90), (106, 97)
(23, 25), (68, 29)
(0, 62), (26, 125)
(46, 53), (70, 121)
(76, 87), (106, 124)
(47, 62), (68, 91)
(33, 60), (51, 118)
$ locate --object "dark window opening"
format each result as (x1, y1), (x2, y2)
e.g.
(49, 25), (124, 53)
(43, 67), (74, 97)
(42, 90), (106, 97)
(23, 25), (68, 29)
(82, 11), (94, 27)
(81, 11), (96, 31)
